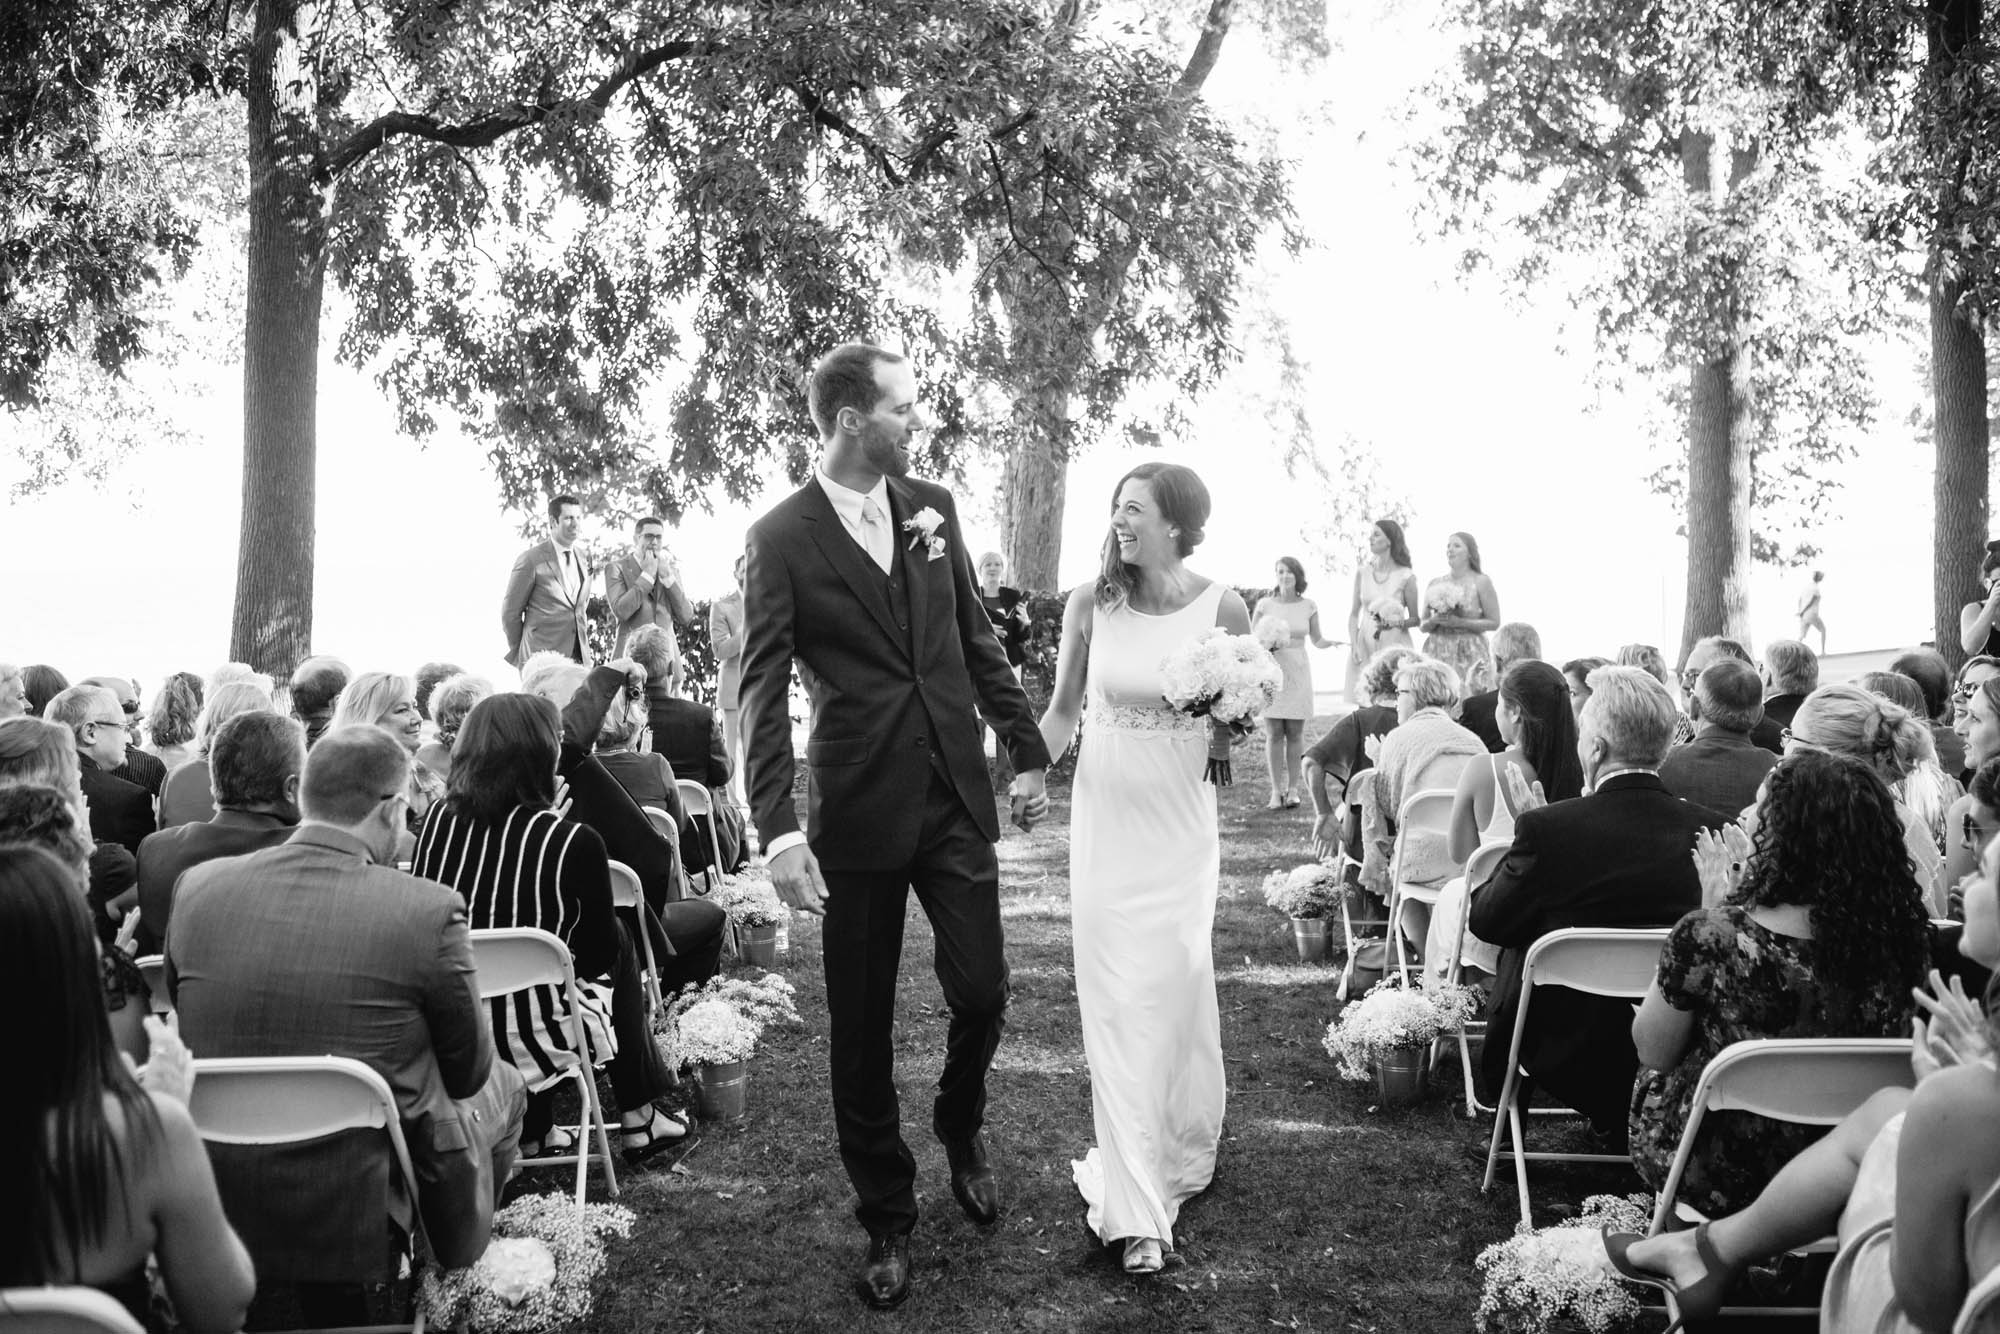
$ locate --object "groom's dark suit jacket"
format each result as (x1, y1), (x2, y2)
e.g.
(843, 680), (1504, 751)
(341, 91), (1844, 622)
(739, 475), (1051, 871)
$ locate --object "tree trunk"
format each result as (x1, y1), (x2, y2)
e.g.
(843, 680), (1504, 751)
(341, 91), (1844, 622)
(1676, 130), (1757, 668)
(231, 0), (327, 675)
(1000, 390), (1070, 591)
(1930, 0), (1989, 671)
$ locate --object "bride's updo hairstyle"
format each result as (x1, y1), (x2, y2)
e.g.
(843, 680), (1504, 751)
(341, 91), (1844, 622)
(1499, 660), (1584, 802)
(1789, 683), (1934, 786)
(1095, 462), (1210, 610)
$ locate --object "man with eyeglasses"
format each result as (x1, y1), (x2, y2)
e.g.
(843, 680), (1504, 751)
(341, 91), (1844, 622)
(81, 675), (166, 798)
(1680, 636), (1785, 756)
(45, 683), (156, 854)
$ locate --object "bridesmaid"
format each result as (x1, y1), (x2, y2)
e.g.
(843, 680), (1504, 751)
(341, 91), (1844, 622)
(1255, 557), (1335, 810)
(1421, 531), (1501, 694)
(1345, 519), (1419, 703)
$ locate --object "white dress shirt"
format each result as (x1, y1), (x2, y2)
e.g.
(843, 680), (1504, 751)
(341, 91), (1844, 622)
(816, 468), (894, 574)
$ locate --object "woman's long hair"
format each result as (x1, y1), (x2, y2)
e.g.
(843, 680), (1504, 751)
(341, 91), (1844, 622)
(444, 694), (560, 823)
(1094, 462), (1210, 610)
(0, 845), (159, 1285)
(1733, 751), (1930, 1026)
(1449, 530), (1484, 574)
(1372, 519), (1412, 570)
(146, 674), (202, 750)
(1499, 660), (1584, 802)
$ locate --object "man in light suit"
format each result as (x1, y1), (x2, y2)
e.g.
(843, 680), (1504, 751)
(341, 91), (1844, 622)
(603, 514), (693, 656)
(500, 494), (592, 667)
(167, 726), (526, 1281)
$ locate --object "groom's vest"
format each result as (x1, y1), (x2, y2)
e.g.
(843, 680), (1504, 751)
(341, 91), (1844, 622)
(875, 524), (952, 782)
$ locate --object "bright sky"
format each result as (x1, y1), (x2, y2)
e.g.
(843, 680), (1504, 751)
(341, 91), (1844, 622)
(0, 0), (1949, 698)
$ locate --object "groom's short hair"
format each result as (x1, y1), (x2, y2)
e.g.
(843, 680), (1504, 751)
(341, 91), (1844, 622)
(810, 343), (905, 436)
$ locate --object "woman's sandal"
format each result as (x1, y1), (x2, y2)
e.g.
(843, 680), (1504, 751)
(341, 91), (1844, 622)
(1600, 1223), (1738, 1332)
(1122, 1237), (1164, 1275)
(620, 1105), (691, 1161)
(518, 1125), (579, 1161)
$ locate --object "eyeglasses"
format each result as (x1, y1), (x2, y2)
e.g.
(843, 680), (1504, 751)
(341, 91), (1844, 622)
(1963, 811), (1986, 853)
(90, 717), (129, 733)
(120, 700), (140, 716)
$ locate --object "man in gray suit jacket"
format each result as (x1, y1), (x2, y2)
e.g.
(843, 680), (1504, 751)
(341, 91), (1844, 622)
(501, 494), (593, 667)
(603, 514), (693, 655)
(168, 726), (526, 1277)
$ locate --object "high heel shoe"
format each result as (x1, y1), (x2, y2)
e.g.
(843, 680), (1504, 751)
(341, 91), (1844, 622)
(1600, 1223), (1738, 1331)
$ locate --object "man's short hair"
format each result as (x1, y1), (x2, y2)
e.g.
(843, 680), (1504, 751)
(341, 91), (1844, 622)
(1695, 635), (1754, 665)
(1763, 639), (1818, 696)
(44, 685), (115, 741)
(1492, 622), (1542, 667)
(808, 343), (905, 437)
(289, 656), (351, 718)
(634, 515), (664, 534)
(627, 625), (679, 686)
(1394, 656), (1462, 712)
(299, 726), (411, 826)
(210, 712), (306, 809)
(1890, 649), (1952, 720)
(413, 662), (463, 722)
(547, 494), (580, 521)
(1582, 665), (1678, 768)
(1694, 660), (1765, 734)
(520, 652), (588, 706)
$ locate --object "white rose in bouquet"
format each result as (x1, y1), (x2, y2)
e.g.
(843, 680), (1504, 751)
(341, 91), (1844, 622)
(1365, 597), (1406, 632)
(1252, 615), (1293, 652)
(1424, 579), (1464, 620)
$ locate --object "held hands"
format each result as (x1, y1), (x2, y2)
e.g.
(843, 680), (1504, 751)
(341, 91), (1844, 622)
(1009, 770), (1050, 832)
(1691, 823), (1752, 908)
(769, 843), (830, 917)
(126, 1013), (196, 1105)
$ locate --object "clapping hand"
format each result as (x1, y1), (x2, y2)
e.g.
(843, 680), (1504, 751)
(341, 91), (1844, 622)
(551, 776), (573, 820)
(1502, 762), (1547, 814)
(127, 1013), (196, 1105)
(114, 907), (141, 953)
(1691, 824), (1751, 908)
(1911, 969), (1992, 1081)
(1362, 734), (1383, 763)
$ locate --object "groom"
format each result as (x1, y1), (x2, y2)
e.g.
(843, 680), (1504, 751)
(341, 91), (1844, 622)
(739, 342), (1053, 1310)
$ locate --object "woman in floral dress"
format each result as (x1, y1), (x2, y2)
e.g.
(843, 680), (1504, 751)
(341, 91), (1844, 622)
(1420, 531), (1500, 694)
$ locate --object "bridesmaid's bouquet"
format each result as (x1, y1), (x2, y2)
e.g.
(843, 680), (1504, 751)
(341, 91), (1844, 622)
(1424, 579), (1467, 622)
(1251, 614), (1293, 651)
(1159, 630), (1283, 785)
(1363, 597), (1407, 636)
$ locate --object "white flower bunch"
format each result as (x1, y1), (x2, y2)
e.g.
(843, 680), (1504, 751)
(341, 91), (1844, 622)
(1251, 615), (1292, 652)
(1424, 579), (1466, 619)
(1321, 978), (1483, 1081)
(1159, 629), (1282, 730)
(1474, 1194), (1653, 1334)
(709, 869), (786, 929)
(419, 1195), (635, 1332)
(1261, 862), (1344, 919)
(656, 971), (801, 1068)
(1365, 596), (1407, 630)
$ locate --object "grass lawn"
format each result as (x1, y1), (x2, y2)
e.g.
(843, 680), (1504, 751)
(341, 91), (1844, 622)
(533, 718), (1670, 1332)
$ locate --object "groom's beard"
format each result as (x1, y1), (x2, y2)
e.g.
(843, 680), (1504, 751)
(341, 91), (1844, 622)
(862, 421), (913, 477)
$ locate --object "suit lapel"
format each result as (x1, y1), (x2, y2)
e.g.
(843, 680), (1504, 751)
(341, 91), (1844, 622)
(887, 479), (933, 657)
(801, 482), (908, 653)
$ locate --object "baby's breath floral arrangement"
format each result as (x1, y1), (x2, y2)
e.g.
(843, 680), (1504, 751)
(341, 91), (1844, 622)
(419, 1194), (635, 1332)
(1321, 978), (1482, 1081)
(1475, 1194), (1652, 1334)
(656, 972), (802, 1068)
(709, 869), (786, 929)
(1261, 863), (1344, 919)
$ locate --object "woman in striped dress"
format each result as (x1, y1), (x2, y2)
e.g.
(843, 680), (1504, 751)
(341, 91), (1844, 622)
(413, 693), (688, 1159)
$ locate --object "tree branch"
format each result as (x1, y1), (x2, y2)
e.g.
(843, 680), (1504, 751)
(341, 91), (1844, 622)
(989, 145), (1069, 294)
(318, 38), (699, 181)
(788, 83), (903, 186)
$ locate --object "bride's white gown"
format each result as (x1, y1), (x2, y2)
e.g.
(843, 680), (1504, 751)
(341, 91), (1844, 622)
(1070, 581), (1227, 1245)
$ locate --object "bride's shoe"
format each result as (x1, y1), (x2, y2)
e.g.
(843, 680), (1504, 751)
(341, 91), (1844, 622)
(1267, 793), (1286, 811)
(1122, 1237), (1164, 1275)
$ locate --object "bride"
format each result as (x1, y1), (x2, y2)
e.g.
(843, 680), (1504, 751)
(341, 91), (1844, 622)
(1037, 461), (1249, 1275)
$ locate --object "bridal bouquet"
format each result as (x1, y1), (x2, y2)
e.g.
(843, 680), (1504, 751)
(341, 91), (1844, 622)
(1322, 977), (1483, 1081)
(1261, 862), (1344, 919)
(1159, 630), (1284, 785)
(419, 1194), (635, 1332)
(1475, 1193), (1652, 1333)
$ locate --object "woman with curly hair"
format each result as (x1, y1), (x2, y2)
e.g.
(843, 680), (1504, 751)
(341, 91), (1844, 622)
(1625, 749), (1930, 1217)
(143, 673), (203, 774)
(414, 673), (492, 783)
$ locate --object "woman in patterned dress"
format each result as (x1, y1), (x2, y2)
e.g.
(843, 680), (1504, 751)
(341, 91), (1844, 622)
(1419, 531), (1500, 694)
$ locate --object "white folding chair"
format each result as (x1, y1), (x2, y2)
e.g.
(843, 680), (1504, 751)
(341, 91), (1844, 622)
(638, 807), (685, 902)
(1442, 840), (1509, 1115)
(676, 780), (727, 894)
(185, 1055), (432, 1334)
(1956, 1261), (2000, 1333)
(1386, 787), (1463, 985)
(0, 1287), (147, 1334)
(1646, 1038), (1914, 1322)
(606, 859), (662, 1014)
(469, 928), (619, 1205)
(133, 954), (171, 1018)
(1482, 927), (1671, 1229)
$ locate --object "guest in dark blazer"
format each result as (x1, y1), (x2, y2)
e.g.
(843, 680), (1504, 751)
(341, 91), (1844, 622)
(630, 624), (746, 874)
(167, 726), (527, 1277)
(1681, 636), (1785, 755)
(135, 711), (303, 954)
(48, 684), (155, 855)
(0, 715), (134, 935)
(1658, 659), (1777, 818)
(82, 676), (166, 797)
(1460, 622), (1542, 753)
(1471, 664), (1729, 1134)
(500, 495), (593, 667)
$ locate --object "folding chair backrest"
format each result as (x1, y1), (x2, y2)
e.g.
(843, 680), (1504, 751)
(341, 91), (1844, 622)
(1691, 1039), (1914, 1126)
(468, 926), (576, 1001)
(676, 780), (713, 820)
(641, 806), (677, 842)
(134, 954), (169, 1016)
(0, 1287), (147, 1334)
(1395, 787), (1457, 837)
(1461, 841), (1509, 896)
(1521, 927), (1669, 999)
(187, 1056), (399, 1145)
(1955, 1260), (2000, 1334)
(606, 860), (643, 910)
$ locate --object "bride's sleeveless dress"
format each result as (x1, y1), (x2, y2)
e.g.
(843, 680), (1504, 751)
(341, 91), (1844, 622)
(1070, 581), (1227, 1245)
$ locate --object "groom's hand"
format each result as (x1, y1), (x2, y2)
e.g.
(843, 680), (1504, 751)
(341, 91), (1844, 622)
(1009, 769), (1049, 832)
(769, 844), (829, 917)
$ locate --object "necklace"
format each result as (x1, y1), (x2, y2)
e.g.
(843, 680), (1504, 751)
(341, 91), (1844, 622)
(1368, 558), (1394, 587)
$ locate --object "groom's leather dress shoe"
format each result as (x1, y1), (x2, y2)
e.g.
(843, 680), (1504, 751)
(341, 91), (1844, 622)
(857, 1232), (913, 1310)
(944, 1134), (1000, 1226)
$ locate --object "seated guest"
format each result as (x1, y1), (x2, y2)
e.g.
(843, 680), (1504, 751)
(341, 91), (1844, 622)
(1628, 750), (1928, 1216)
(1429, 659), (1584, 981)
(1957, 656), (2000, 729)
(1893, 647), (1966, 778)
(203, 662), (272, 698)
(136, 712), (303, 954)
(1658, 659), (1777, 816)
(1785, 684), (1945, 913)
(413, 661), (464, 726)
(0, 716), (135, 933)
(629, 625), (746, 874)
(1616, 643), (1692, 747)
(0, 662), (26, 719)
(1862, 671), (1963, 851)
(288, 655), (350, 750)
(411, 696), (690, 1159)
(1605, 835), (2000, 1332)
(157, 680), (275, 829)
(1758, 638), (1817, 732)
(1680, 637), (1784, 754)
(1471, 665), (1730, 1134)
(329, 671), (444, 833)
(0, 845), (255, 1332)
(1304, 646), (1414, 862)
(591, 678), (690, 842)
(1561, 655), (1610, 724)
(0, 787), (151, 1062)
(168, 726), (528, 1274)
(1460, 622), (1541, 753)
(144, 672), (202, 773)
(1356, 655), (1485, 948)
(82, 676), (166, 798)
(23, 663), (69, 719)
(47, 683), (154, 855)
(415, 673), (492, 783)
(1950, 759), (2000, 913)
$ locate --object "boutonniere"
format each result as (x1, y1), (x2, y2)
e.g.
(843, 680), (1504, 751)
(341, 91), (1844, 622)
(902, 506), (947, 562)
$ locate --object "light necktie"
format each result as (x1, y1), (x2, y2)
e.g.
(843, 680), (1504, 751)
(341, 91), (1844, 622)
(561, 549), (577, 599)
(860, 498), (892, 574)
